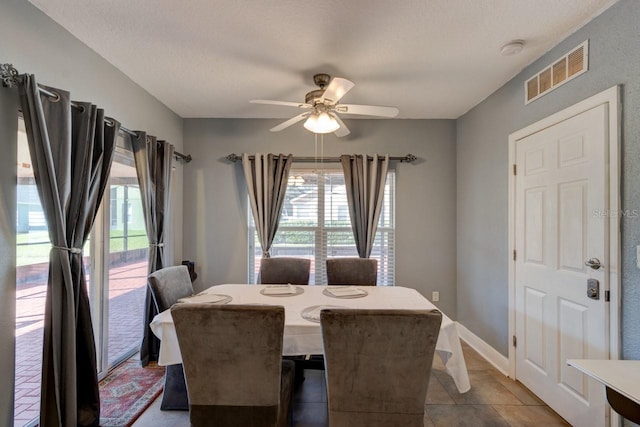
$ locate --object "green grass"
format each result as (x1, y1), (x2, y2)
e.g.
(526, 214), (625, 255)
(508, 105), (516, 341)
(109, 229), (148, 252)
(16, 229), (148, 266)
(17, 231), (51, 266)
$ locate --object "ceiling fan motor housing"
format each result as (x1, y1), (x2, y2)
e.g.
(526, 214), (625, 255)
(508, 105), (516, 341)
(305, 89), (325, 105)
(312, 73), (331, 88)
(305, 74), (332, 105)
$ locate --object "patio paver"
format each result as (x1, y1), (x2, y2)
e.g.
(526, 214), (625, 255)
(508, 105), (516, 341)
(14, 260), (148, 426)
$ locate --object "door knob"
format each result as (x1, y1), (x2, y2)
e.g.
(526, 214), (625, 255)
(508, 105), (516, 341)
(585, 258), (603, 271)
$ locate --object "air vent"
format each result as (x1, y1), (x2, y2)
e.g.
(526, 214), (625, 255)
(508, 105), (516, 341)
(525, 40), (588, 105)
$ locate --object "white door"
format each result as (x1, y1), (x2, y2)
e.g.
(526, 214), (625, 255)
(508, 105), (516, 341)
(514, 104), (609, 426)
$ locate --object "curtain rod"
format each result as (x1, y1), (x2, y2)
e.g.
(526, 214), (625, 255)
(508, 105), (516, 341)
(1, 63), (191, 164)
(225, 153), (417, 163)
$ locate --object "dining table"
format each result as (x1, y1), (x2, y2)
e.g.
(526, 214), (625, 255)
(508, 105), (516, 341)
(150, 283), (471, 394)
(567, 359), (640, 424)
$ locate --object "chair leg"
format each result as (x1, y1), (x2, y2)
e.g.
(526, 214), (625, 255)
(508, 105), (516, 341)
(283, 356), (307, 386)
(160, 364), (189, 410)
(294, 360), (305, 386)
(279, 360), (296, 427)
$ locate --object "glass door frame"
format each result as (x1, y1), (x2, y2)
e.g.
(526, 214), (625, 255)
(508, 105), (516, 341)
(89, 140), (143, 379)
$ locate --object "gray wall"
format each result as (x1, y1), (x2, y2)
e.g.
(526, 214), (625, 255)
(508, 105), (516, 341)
(457, 0), (640, 358)
(0, 0), (185, 266)
(0, 0), (185, 421)
(182, 118), (458, 316)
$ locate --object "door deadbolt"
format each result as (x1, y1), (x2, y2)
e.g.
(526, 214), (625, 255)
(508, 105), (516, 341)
(587, 278), (600, 300)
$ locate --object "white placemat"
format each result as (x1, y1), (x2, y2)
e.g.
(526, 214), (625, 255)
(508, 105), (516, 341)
(177, 294), (232, 304)
(260, 284), (304, 297)
(323, 286), (368, 298)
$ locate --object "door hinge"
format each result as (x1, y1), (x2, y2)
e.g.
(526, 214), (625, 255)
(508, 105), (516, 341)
(513, 250), (517, 261)
(605, 290), (610, 302)
(513, 335), (517, 348)
(513, 164), (517, 175)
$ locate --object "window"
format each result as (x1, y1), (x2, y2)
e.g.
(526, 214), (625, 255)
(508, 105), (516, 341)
(248, 168), (395, 285)
(110, 187), (118, 228)
(126, 201), (133, 225)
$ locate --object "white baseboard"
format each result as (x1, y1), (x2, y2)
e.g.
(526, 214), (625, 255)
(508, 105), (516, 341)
(456, 322), (509, 376)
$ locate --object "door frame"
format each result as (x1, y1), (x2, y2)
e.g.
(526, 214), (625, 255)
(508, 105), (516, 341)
(507, 85), (621, 414)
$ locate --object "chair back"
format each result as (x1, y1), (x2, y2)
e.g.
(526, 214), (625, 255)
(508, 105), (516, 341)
(321, 308), (442, 427)
(259, 257), (311, 285)
(148, 265), (194, 312)
(326, 258), (378, 285)
(171, 304), (290, 427)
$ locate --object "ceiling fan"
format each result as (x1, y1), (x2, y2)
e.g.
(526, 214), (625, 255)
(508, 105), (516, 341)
(250, 73), (399, 137)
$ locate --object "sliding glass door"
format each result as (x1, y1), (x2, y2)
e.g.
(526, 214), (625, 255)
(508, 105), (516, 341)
(14, 123), (148, 427)
(15, 119), (46, 427)
(102, 145), (148, 369)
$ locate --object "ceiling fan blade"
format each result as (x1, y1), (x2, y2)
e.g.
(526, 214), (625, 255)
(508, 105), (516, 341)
(319, 78), (355, 104)
(270, 112), (310, 132)
(333, 115), (351, 137)
(250, 99), (312, 109)
(337, 104), (399, 118)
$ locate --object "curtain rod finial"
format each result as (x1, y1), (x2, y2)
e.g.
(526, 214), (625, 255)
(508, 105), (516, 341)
(403, 154), (417, 163)
(175, 153), (192, 164)
(226, 153), (242, 163)
(1, 63), (19, 88)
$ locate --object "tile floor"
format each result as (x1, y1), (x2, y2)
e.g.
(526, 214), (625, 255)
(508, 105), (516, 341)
(132, 342), (570, 427)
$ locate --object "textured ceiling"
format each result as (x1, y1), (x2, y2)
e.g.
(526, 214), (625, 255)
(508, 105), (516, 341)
(28, 0), (617, 119)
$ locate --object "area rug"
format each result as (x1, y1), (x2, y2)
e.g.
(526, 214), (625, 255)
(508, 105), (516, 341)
(99, 360), (165, 427)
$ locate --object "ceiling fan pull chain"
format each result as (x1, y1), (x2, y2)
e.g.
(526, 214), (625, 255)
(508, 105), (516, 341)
(320, 133), (324, 174)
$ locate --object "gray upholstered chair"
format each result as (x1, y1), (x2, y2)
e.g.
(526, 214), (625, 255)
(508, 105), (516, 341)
(148, 265), (194, 312)
(258, 257), (311, 285)
(326, 258), (378, 286)
(147, 265), (194, 410)
(171, 304), (295, 427)
(320, 308), (442, 427)
(258, 257), (311, 380)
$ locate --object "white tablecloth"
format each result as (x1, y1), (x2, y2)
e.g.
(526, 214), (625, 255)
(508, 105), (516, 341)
(150, 284), (471, 393)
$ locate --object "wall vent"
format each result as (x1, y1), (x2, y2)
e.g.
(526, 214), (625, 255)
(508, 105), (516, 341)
(525, 40), (589, 105)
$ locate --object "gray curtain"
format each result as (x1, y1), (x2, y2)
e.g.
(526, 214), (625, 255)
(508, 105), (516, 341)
(242, 153), (293, 258)
(18, 74), (118, 427)
(133, 132), (174, 366)
(340, 154), (389, 258)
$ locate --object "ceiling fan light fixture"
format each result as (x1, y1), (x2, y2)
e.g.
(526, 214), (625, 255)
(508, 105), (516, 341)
(303, 111), (340, 134)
